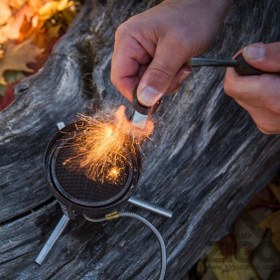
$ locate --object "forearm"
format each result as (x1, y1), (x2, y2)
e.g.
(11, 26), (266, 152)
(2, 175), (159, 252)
(163, 0), (233, 12)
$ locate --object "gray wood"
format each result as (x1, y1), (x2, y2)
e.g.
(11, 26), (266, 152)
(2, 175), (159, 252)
(0, 0), (280, 279)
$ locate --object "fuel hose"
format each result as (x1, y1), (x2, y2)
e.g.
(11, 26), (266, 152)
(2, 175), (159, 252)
(84, 212), (167, 280)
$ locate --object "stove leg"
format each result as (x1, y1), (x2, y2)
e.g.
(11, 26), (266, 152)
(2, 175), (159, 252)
(35, 214), (70, 265)
(128, 196), (173, 219)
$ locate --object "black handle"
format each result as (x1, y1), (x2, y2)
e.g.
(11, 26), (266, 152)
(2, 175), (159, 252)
(235, 54), (272, 76)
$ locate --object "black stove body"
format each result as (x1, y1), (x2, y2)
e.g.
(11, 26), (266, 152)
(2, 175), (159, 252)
(36, 121), (172, 266)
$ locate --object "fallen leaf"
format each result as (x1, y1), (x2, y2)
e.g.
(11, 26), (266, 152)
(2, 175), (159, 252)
(0, 40), (43, 85)
(260, 211), (280, 252)
(252, 231), (280, 280)
(38, 0), (74, 21)
(0, 70), (23, 110)
(0, 2), (12, 26)
(0, 4), (33, 44)
(201, 267), (216, 280)
(206, 245), (259, 280)
(48, 24), (61, 38)
(269, 183), (280, 203)
(7, 0), (27, 10)
(246, 187), (276, 211)
(28, 0), (50, 11)
(234, 207), (269, 251)
(0, 81), (16, 111)
(269, 270), (280, 280)
(216, 234), (237, 258)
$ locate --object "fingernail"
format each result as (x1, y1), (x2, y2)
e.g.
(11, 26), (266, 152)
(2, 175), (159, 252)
(138, 86), (161, 106)
(244, 44), (265, 61)
(179, 71), (191, 84)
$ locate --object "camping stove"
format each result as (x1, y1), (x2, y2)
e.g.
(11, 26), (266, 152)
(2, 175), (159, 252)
(36, 121), (173, 265)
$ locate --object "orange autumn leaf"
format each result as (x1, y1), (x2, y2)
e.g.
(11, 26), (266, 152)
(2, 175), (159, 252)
(260, 210), (280, 252)
(38, 0), (74, 21)
(269, 183), (280, 203)
(0, 4), (33, 44)
(0, 2), (12, 26)
(6, 0), (27, 10)
(0, 0), (75, 44)
(0, 40), (43, 85)
(27, 0), (50, 11)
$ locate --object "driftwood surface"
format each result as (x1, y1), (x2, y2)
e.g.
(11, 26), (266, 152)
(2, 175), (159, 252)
(1, 0), (280, 279)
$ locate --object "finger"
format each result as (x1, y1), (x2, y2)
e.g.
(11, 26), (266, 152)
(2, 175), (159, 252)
(166, 64), (192, 93)
(111, 26), (152, 102)
(137, 64), (149, 80)
(236, 100), (280, 134)
(137, 38), (189, 106)
(224, 67), (280, 112)
(242, 42), (280, 72)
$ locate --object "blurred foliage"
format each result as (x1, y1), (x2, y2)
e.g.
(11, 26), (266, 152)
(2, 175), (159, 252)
(0, 0), (82, 109)
(189, 178), (280, 280)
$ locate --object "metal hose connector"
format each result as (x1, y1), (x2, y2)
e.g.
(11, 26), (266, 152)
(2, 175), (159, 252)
(83, 212), (167, 280)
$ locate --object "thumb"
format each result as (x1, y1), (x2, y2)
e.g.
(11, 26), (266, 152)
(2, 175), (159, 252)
(137, 40), (186, 106)
(242, 42), (280, 72)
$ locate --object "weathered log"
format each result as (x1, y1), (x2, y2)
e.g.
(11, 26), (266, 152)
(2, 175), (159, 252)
(0, 0), (280, 279)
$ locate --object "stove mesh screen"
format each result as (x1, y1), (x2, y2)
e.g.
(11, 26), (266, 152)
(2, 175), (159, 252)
(49, 136), (132, 208)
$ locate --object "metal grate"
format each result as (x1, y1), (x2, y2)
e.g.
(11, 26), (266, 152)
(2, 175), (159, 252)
(49, 136), (132, 208)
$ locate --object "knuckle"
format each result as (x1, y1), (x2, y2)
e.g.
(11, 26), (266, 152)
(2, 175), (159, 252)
(223, 78), (231, 95)
(149, 66), (172, 83)
(261, 76), (280, 114)
(265, 101), (280, 114)
(257, 126), (272, 135)
(265, 42), (280, 65)
(110, 69), (120, 89)
(115, 24), (126, 39)
(223, 76), (235, 97)
(115, 21), (132, 40)
(256, 121), (274, 135)
(115, 17), (138, 40)
(110, 72), (117, 87)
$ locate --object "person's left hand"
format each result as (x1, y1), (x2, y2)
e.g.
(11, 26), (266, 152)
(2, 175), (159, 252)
(224, 42), (280, 134)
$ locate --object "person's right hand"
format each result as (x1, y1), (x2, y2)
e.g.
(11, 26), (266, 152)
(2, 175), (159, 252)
(111, 0), (232, 107)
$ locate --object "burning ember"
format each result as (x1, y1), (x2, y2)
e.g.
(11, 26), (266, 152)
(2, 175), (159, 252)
(64, 106), (154, 184)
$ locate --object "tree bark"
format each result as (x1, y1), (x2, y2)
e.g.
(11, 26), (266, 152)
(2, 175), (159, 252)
(0, 0), (280, 279)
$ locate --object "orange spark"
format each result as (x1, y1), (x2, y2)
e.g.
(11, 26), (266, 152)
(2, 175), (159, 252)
(106, 167), (122, 184)
(64, 105), (154, 184)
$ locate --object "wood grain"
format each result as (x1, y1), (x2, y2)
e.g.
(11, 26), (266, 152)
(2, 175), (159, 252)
(0, 0), (280, 279)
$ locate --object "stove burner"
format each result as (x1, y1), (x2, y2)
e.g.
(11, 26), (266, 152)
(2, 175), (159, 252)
(36, 121), (172, 269)
(45, 122), (141, 217)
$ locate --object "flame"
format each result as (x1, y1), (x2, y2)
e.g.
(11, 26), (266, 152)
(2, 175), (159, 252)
(64, 106), (154, 184)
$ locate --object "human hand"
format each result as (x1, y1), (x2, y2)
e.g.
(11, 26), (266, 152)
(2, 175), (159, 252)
(224, 42), (280, 134)
(111, 0), (232, 106)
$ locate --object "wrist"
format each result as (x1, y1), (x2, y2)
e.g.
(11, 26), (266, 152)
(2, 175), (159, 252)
(206, 0), (233, 16)
(163, 0), (233, 18)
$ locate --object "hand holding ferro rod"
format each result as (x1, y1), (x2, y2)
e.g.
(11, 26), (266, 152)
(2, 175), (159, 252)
(131, 53), (278, 129)
(190, 53), (277, 76)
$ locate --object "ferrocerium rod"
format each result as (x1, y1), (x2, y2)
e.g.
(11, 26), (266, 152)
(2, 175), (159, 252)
(190, 57), (238, 68)
(35, 214), (70, 265)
